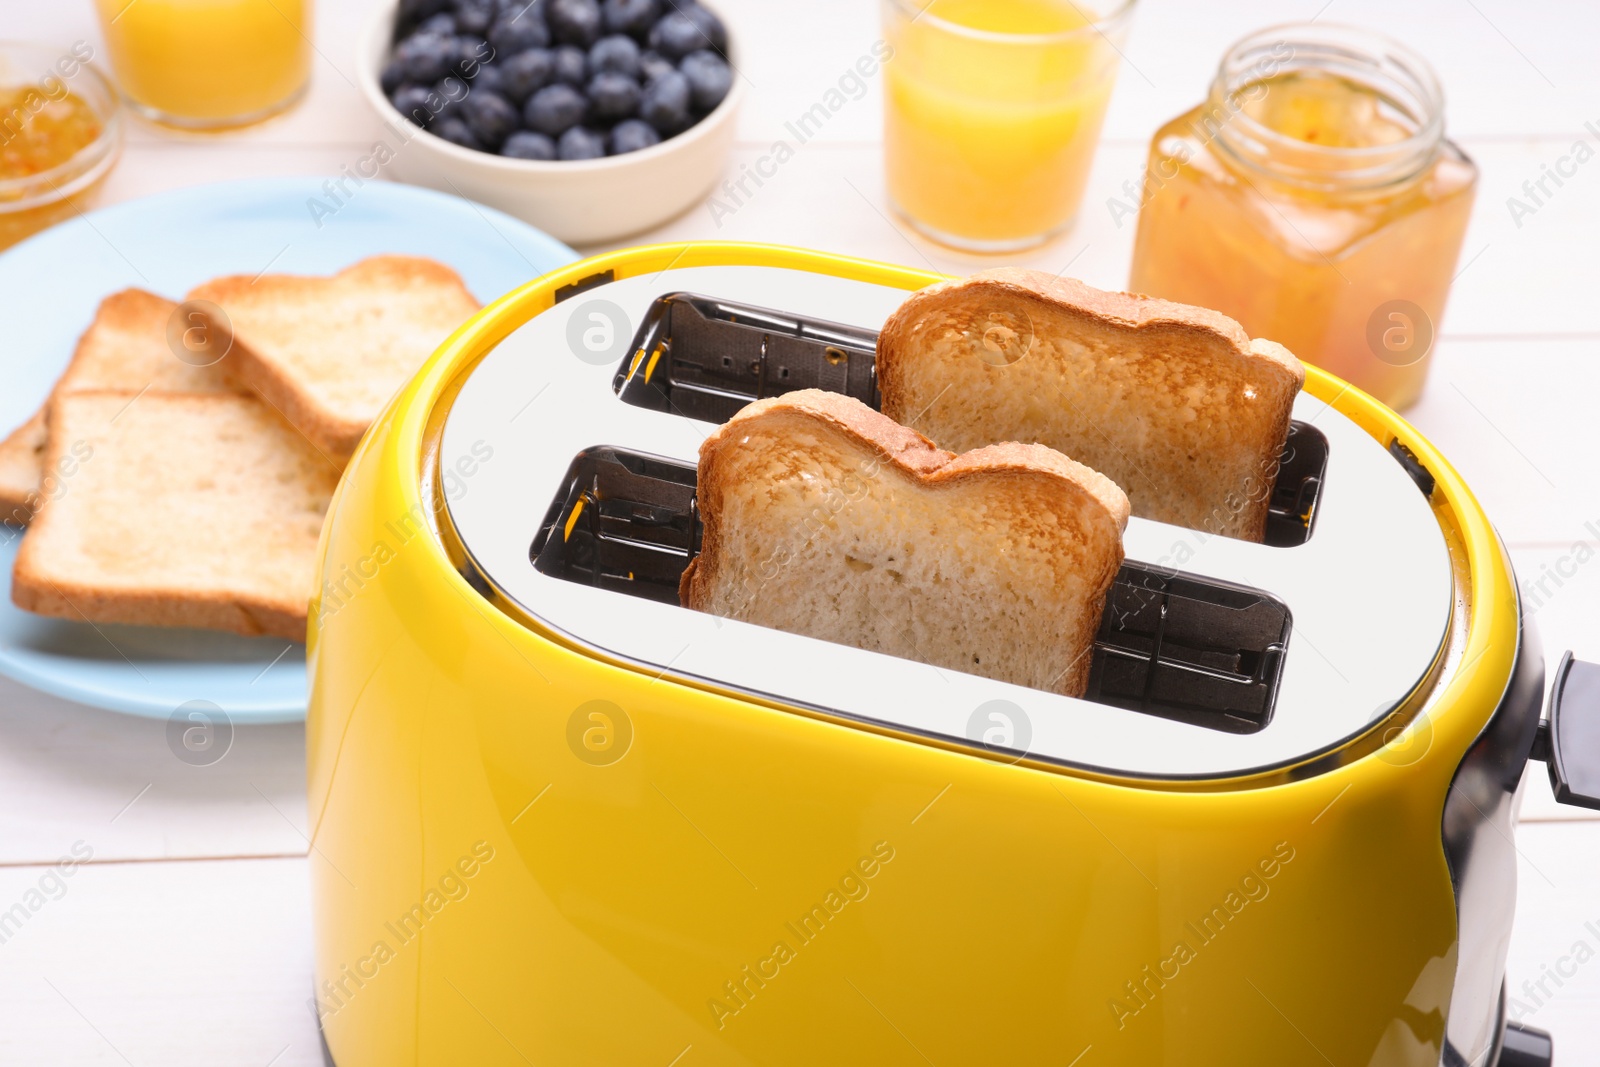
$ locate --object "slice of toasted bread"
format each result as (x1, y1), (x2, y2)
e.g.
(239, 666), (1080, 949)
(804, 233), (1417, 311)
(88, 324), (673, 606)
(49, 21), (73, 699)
(0, 289), (239, 524)
(11, 391), (339, 641)
(680, 389), (1129, 697)
(187, 256), (480, 463)
(0, 409), (47, 524)
(59, 288), (238, 395)
(876, 269), (1305, 541)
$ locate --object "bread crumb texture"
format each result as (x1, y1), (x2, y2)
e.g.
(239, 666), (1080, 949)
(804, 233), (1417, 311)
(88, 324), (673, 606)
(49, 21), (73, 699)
(12, 392), (338, 640)
(683, 391), (1127, 697)
(878, 269), (1304, 541)
(188, 256), (481, 460)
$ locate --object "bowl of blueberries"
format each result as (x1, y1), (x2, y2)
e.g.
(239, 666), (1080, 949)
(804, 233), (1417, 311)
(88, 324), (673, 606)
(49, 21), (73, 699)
(361, 0), (741, 244)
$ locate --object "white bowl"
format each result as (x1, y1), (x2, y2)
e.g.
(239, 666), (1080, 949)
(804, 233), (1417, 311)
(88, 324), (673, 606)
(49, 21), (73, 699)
(357, 2), (743, 246)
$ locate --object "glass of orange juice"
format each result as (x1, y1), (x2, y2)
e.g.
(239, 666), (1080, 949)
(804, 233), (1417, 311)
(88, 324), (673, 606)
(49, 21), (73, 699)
(881, 0), (1136, 252)
(93, 0), (312, 130)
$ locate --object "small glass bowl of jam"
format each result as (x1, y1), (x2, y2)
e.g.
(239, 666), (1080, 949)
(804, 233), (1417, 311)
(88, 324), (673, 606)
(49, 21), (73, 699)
(0, 42), (124, 252)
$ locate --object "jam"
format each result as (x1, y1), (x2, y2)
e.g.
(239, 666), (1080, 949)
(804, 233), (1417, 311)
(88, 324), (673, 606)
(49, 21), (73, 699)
(0, 58), (120, 252)
(0, 89), (103, 177)
(1128, 27), (1477, 410)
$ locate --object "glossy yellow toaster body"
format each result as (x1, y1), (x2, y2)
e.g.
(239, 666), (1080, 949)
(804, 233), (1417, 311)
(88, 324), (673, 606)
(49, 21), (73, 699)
(307, 244), (1542, 1067)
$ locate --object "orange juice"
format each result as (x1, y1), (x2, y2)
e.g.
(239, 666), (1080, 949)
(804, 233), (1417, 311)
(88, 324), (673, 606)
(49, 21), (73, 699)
(95, 0), (312, 129)
(1128, 26), (1476, 410)
(882, 0), (1133, 251)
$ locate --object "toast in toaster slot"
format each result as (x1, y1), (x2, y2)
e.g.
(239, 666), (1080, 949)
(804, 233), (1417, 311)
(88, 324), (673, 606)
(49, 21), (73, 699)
(610, 291), (1329, 548)
(680, 390), (1130, 698)
(876, 270), (1308, 543)
(530, 443), (1292, 731)
(613, 293), (879, 423)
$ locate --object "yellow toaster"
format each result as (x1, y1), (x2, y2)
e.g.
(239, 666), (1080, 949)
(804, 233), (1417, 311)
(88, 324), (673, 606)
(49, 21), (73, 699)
(306, 243), (1599, 1067)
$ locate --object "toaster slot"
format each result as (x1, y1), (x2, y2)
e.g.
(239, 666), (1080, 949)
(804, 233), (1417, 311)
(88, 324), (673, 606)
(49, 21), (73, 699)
(1262, 422), (1328, 547)
(530, 447), (700, 604)
(613, 293), (880, 422)
(532, 449), (1292, 733)
(1086, 562), (1290, 734)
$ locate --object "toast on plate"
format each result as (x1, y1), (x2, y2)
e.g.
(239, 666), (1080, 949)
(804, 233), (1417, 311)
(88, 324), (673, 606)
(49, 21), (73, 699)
(876, 269), (1305, 541)
(11, 391), (339, 641)
(0, 289), (238, 524)
(187, 256), (480, 463)
(0, 411), (47, 525)
(680, 389), (1129, 698)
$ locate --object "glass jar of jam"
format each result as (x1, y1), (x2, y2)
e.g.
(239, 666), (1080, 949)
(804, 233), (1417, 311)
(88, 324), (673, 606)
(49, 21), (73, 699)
(1128, 24), (1476, 410)
(0, 43), (123, 252)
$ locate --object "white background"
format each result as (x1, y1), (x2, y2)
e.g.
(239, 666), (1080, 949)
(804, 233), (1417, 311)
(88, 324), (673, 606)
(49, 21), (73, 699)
(5, 0), (1599, 1062)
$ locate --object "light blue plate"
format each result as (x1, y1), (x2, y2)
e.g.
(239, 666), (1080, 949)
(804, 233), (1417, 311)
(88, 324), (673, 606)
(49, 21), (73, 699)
(0, 177), (577, 723)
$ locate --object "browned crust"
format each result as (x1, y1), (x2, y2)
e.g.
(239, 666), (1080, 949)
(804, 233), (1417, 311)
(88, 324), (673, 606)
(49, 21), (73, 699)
(68, 288), (176, 358)
(10, 390), (314, 642)
(188, 256), (479, 463)
(876, 269), (1305, 540)
(0, 408), (48, 523)
(209, 327), (361, 464)
(882, 268), (1304, 384)
(679, 391), (1129, 695)
(9, 572), (307, 641)
(191, 254), (475, 310)
(2, 290), (215, 525)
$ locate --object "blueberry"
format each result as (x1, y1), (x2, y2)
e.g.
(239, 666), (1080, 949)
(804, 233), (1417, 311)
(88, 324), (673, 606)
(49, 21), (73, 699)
(399, 0), (452, 28)
(488, 11), (550, 54)
(452, 0), (496, 35)
(452, 35), (493, 76)
(461, 90), (520, 146)
(433, 116), (483, 149)
(588, 34), (639, 77)
(678, 49), (729, 111)
(470, 62), (507, 97)
(524, 82), (588, 134)
(558, 125), (609, 159)
(639, 68), (690, 132)
(638, 49), (674, 83)
(420, 12), (456, 33)
(496, 0), (544, 19)
(380, 57), (407, 93)
(499, 48), (553, 101)
(683, 4), (727, 53)
(547, 0), (603, 47)
(391, 84), (439, 127)
(395, 32), (456, 83)
(603, 0), (658, 37)
(586, 71), (640, 120)
(551, 45), (588, 85)
(502, 129), (558, 159)
(647, 12), (702, 61)
(433, 76), (470, 120)
(610, 117), (660, 153)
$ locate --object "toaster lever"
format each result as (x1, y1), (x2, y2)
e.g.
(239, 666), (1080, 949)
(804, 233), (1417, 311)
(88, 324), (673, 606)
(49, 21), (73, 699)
(1498, 1020), (1554, 1067)
(1533, 651), (1600, 810)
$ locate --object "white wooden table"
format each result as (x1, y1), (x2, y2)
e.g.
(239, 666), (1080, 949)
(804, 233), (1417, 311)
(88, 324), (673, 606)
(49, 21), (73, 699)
(6, 0), (1599, 1062)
